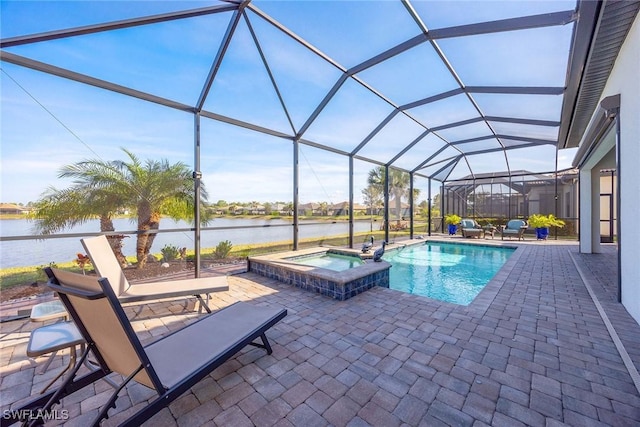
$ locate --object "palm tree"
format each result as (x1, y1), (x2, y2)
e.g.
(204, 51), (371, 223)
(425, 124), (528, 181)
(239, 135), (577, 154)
(283, 202), (294, 216)
(31, 186), (129, 266)
(319, 202), (329, 216)
(32, 148), (208, 269)
(366, 167), (419, 223)
(361, 185), (382, 216)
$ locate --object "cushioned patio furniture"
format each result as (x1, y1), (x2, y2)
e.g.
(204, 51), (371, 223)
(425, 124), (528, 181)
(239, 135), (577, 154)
(500, 219), (528, 240)
(81, 235), (228, 313)
(461, 219), (483, 238)
(4, 268), (287, 427)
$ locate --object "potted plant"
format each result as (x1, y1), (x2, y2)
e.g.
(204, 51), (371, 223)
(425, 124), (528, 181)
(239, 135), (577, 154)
(527, 214), (565, 240)
(445, 214), (462, 235)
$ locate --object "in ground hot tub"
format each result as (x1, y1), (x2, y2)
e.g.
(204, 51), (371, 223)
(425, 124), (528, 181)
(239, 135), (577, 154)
(248, 248), (390, 300)
(286, 252), (365, 271)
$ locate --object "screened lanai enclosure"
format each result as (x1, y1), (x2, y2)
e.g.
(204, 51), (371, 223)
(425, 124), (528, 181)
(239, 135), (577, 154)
(441, 170), (579, 235)
(0, 0), (611, 271)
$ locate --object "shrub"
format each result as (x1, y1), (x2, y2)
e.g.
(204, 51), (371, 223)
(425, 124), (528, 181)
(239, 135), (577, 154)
(444, 214), (462, 225)
(214, 240), (233, 259)
(527, 214), (565, 229)
(161, 244), (181, 262)
(36, 262), (58, 283)
(75, 253), (92, 275)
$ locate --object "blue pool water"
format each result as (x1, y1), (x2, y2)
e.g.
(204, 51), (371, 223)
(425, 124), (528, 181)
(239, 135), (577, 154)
(289, 253), (364, 271)
(383, 242), (514, 305)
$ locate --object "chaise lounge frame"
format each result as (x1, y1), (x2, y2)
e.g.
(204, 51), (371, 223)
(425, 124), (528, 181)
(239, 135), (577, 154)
(2, 268), (286, 427)
(81, 235), (229, 313)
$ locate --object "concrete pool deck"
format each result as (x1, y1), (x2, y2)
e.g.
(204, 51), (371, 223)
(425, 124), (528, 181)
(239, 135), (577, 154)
(1, 237), (639, 426)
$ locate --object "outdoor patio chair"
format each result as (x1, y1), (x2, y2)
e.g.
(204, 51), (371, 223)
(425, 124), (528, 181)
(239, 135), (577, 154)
(3, 268), (287, 427)
(500, 219), (528, 240)
(81, 235), (228, 313)
(460, 219), (483, 238)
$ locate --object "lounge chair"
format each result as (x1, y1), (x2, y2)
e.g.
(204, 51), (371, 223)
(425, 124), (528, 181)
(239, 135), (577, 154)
(460, 219), (483, 238)
(5, 268), (287, 427)
(500, 219), (528, 240)
(81, 235), (228, 313)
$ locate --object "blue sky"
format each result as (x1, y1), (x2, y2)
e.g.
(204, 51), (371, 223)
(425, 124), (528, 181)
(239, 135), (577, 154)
(1, 0), (578, 205)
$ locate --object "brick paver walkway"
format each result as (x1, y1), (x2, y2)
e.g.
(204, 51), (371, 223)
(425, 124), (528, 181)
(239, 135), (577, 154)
(1, 240), (639, 426)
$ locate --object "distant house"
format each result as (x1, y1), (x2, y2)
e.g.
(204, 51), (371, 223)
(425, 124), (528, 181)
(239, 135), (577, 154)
(249, 204), (265, 215)
(0, 203), (29, 214)
(329, 201), (367, 216)
(298, 202), (322, 216)
(272, 203), (291, 215)
(329, 202), (349, 216)
(211, 205), (229, 215)
(388, 198), (410, 218)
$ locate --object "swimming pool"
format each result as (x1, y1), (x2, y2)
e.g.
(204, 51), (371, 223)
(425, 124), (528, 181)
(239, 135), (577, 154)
(288, 253), (364, 271)
(383, 242), (514, 305)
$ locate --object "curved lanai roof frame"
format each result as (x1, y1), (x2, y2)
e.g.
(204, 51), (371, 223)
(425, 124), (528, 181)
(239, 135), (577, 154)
(1, 0), (637, 263)
(1, 0), (599, 178)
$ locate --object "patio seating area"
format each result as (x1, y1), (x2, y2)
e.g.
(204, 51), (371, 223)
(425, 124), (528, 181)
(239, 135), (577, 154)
(1, 239), (639, 426)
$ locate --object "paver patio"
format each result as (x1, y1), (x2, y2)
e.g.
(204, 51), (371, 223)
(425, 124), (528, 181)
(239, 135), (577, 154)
(1, 238), (639, 426)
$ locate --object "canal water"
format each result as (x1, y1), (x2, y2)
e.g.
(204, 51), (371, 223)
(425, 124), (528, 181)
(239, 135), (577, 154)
(0, 217), (379, 269)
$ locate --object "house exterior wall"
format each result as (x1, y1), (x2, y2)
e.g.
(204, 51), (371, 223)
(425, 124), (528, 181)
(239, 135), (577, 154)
(579, 15), (640, 323)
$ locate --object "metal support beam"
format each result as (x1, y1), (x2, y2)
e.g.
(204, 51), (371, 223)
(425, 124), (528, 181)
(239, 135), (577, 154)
(349, 156), (354, 248)
(1, 52), (194, 113)
(440, 185), (445, 233)
(247, 3), (347, 73)
(428, 178), (432, 236)
(348, 34), (427, 75)
(351, 109), (400, 156)
(384, 166), (390, 243)
(466, 86), (564, 95)
(193, 113), (202, 278)
(432, 157), (462, 182)
(297, 74), (348, 138)
(407, 4), (576, 40)
(293, 138), (299, 250)
(198, 110), (293, 139)
(388, 130), (431, 167)
(432, 10), (577, 38)
(485, 116), (561, 127)
(196, 2), (248, 111)
(400, 88), (464, 111)
(412, 145), (451, 173)
(409, 173), (414, 239)
(0, 3), (238, 48)
(244, 11), (297, 134)
(450, 134), (557, 147)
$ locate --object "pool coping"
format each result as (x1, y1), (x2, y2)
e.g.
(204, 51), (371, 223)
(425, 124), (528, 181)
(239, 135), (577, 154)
(465, 243), (522, 314)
